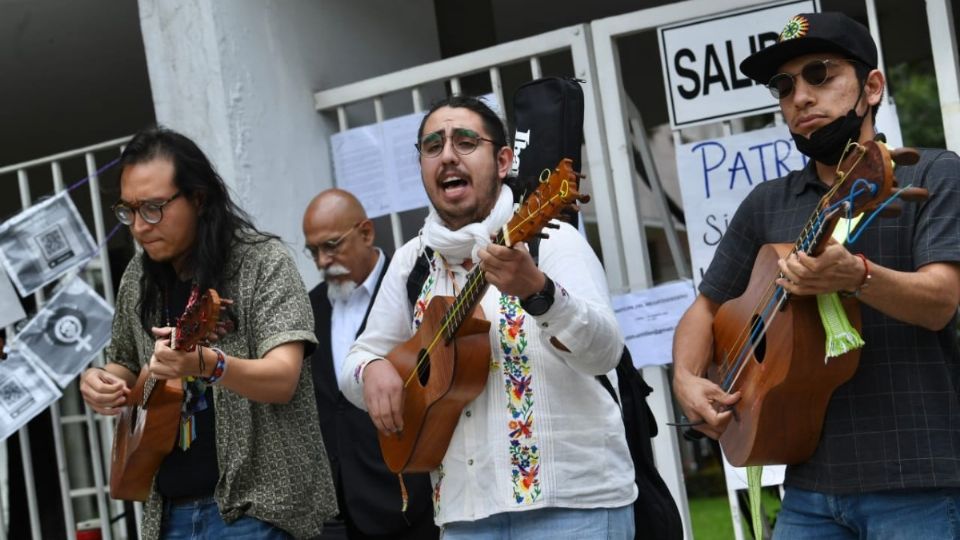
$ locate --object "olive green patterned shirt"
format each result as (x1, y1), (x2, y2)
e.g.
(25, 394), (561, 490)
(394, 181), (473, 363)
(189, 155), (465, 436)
(107, 237), (337, 539)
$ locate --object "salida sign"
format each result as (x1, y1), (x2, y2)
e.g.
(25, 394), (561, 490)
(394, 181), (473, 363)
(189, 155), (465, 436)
(658, 0), (819, 128)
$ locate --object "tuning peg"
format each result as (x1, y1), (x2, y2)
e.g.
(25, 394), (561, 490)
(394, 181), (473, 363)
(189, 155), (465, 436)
(544, 222), (561, 229)
(535, 232), (550, 240)
(889, 147), (920, 166)
(897, 186), (929, 202)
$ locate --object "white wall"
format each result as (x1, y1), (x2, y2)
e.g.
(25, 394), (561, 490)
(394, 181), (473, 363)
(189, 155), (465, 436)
(137, 0), (441, 284)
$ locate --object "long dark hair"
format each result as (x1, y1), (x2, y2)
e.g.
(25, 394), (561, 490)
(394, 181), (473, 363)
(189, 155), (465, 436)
(118, 126), (274, 330)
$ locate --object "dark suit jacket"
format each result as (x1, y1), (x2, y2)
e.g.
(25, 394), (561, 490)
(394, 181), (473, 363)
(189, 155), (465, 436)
(309, 259), (434, 536)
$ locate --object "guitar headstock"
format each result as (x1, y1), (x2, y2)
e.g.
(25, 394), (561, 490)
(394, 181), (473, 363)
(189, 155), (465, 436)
(502, 158), (590, 247)
(172, 289), (221, 352)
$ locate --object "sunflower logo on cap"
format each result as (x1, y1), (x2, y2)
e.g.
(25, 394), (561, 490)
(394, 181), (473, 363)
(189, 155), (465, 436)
(779, 15), (809, 42)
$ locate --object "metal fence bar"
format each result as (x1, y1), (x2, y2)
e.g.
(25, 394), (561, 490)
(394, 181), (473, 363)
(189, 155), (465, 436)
(83, 405), (112, 540)
(529, 57), (542, 79)
(0, 136), (129, 176)
(488, 66), (504, 116)
(86, 152), (117, 305)
(314, 26), (585, 110)
(17, 428), (41, 540)
(13, 169), (42, 540)
(49, 405), (77, 540)
(48, 161), (81, 540)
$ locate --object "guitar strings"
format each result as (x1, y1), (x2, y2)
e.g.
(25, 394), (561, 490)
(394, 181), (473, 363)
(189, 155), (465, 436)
(715, 145), (869, 391)
(401, 180), (575, 389)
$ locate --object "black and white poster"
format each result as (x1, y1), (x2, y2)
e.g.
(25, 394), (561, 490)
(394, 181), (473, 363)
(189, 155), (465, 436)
(0, 192), (97, 296)
(0, 347), (61, 441)
(15, 278), (113, 388)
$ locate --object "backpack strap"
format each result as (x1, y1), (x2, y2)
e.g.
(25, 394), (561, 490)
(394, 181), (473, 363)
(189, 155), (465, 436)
(406, 246), (434, 309)
(404, 236), (542, 312)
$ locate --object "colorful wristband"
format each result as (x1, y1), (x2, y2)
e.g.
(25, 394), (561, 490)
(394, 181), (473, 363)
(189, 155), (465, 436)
(204, 347), (227, 384)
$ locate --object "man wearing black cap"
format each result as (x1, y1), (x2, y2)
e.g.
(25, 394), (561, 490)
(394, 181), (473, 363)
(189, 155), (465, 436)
(673, 11), (960, 538)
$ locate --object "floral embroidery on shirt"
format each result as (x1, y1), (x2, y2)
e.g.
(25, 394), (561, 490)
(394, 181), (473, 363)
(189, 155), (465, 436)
(499, 294), (541, 504)
(412, 254), (439, 329)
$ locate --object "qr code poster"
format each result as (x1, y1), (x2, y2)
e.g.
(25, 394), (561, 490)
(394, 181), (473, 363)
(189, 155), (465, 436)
(14, 278), (113, 388)
(0, 192), (97, 297)
(0, 347), (61, 442)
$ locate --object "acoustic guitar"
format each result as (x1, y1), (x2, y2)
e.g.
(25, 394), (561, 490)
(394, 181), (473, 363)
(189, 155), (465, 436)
(110, 288), (221, 501)
(710, 139), (926, 466)
(379, 158), (589, 473)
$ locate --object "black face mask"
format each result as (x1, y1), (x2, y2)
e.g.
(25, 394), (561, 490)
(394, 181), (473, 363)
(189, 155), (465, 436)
(790, 108), (866, 165)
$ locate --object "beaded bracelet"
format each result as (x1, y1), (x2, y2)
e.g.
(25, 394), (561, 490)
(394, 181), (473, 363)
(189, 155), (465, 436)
(204, 347), (227, 384)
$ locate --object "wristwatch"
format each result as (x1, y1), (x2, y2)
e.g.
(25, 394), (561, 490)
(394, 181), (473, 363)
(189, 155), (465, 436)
(520, 275), (555, 316)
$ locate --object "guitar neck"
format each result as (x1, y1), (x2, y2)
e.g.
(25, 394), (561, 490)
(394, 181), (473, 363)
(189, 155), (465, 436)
(438, 231), (505, 341)
(793, 200), (844, 258)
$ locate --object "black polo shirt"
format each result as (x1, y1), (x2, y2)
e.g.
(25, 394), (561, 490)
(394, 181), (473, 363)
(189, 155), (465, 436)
(700, 148), (960, 493)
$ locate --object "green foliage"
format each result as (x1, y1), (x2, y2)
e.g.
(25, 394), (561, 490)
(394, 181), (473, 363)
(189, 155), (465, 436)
(886, 62), (946, 148)
(690, 491), (782, 540)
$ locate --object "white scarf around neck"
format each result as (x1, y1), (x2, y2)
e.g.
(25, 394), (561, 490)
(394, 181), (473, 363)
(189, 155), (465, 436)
(421, 185), (515, 263)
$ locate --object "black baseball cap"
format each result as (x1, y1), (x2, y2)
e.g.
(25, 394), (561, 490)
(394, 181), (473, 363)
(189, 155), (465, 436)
(740, 12), (878, 84)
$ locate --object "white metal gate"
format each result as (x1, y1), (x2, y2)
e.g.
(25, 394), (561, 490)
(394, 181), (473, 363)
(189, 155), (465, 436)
(0, 137), (135, 540)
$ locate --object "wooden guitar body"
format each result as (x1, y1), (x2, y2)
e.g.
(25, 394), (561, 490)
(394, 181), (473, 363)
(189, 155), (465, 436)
(379, 295), (491, 473)
(110, 289), (220, 501)
(110, 368), (183, 501)
(710, 243), (861, 466)
(376, 159), (588, 474)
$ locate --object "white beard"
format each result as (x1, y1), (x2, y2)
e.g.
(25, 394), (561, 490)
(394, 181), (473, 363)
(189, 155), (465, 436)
(323, 264), (358, 302)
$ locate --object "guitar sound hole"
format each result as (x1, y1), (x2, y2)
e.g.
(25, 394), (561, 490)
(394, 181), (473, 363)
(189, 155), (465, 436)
(416, 349), (431, 386)
(749, 314), (767, 363)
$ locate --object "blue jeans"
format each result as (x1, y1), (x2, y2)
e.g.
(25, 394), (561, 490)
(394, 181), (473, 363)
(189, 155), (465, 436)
(161, 497), (292, 540)
(441, 505), (634, 539)
(774, 486), (960, 539)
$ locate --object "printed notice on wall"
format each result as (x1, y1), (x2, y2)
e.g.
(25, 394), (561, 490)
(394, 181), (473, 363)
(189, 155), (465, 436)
(14, 278), (113, 388)
(0, 192), (97, 296)
(0, 348), (61, 441)
(612, 280), (696, 369)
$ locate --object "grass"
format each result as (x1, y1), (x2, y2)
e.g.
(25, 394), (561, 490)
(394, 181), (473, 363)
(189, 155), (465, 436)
(689, 490), (782, 540)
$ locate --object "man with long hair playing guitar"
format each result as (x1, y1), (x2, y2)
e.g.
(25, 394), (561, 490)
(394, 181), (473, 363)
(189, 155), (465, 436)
(79, 127), (336, 539)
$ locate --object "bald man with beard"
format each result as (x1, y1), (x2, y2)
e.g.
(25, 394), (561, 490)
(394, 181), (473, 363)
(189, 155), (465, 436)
(302, 189), (437, 540)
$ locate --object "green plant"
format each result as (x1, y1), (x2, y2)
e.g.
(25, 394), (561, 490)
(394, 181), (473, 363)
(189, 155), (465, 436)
(886, 61), (946, 148)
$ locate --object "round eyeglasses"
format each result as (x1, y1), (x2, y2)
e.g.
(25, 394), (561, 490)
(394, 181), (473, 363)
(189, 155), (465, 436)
(113, 191), (181, 225)
(415, 128), (498, 158)
(767, 59), (858, 100)
(304, 222), (361, 259)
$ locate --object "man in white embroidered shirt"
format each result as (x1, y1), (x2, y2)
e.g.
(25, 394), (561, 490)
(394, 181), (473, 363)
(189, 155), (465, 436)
(339, 95), (637, 538)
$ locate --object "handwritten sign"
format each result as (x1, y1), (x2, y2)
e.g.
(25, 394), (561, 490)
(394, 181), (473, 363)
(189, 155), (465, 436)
(675, 125), (807, 287)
